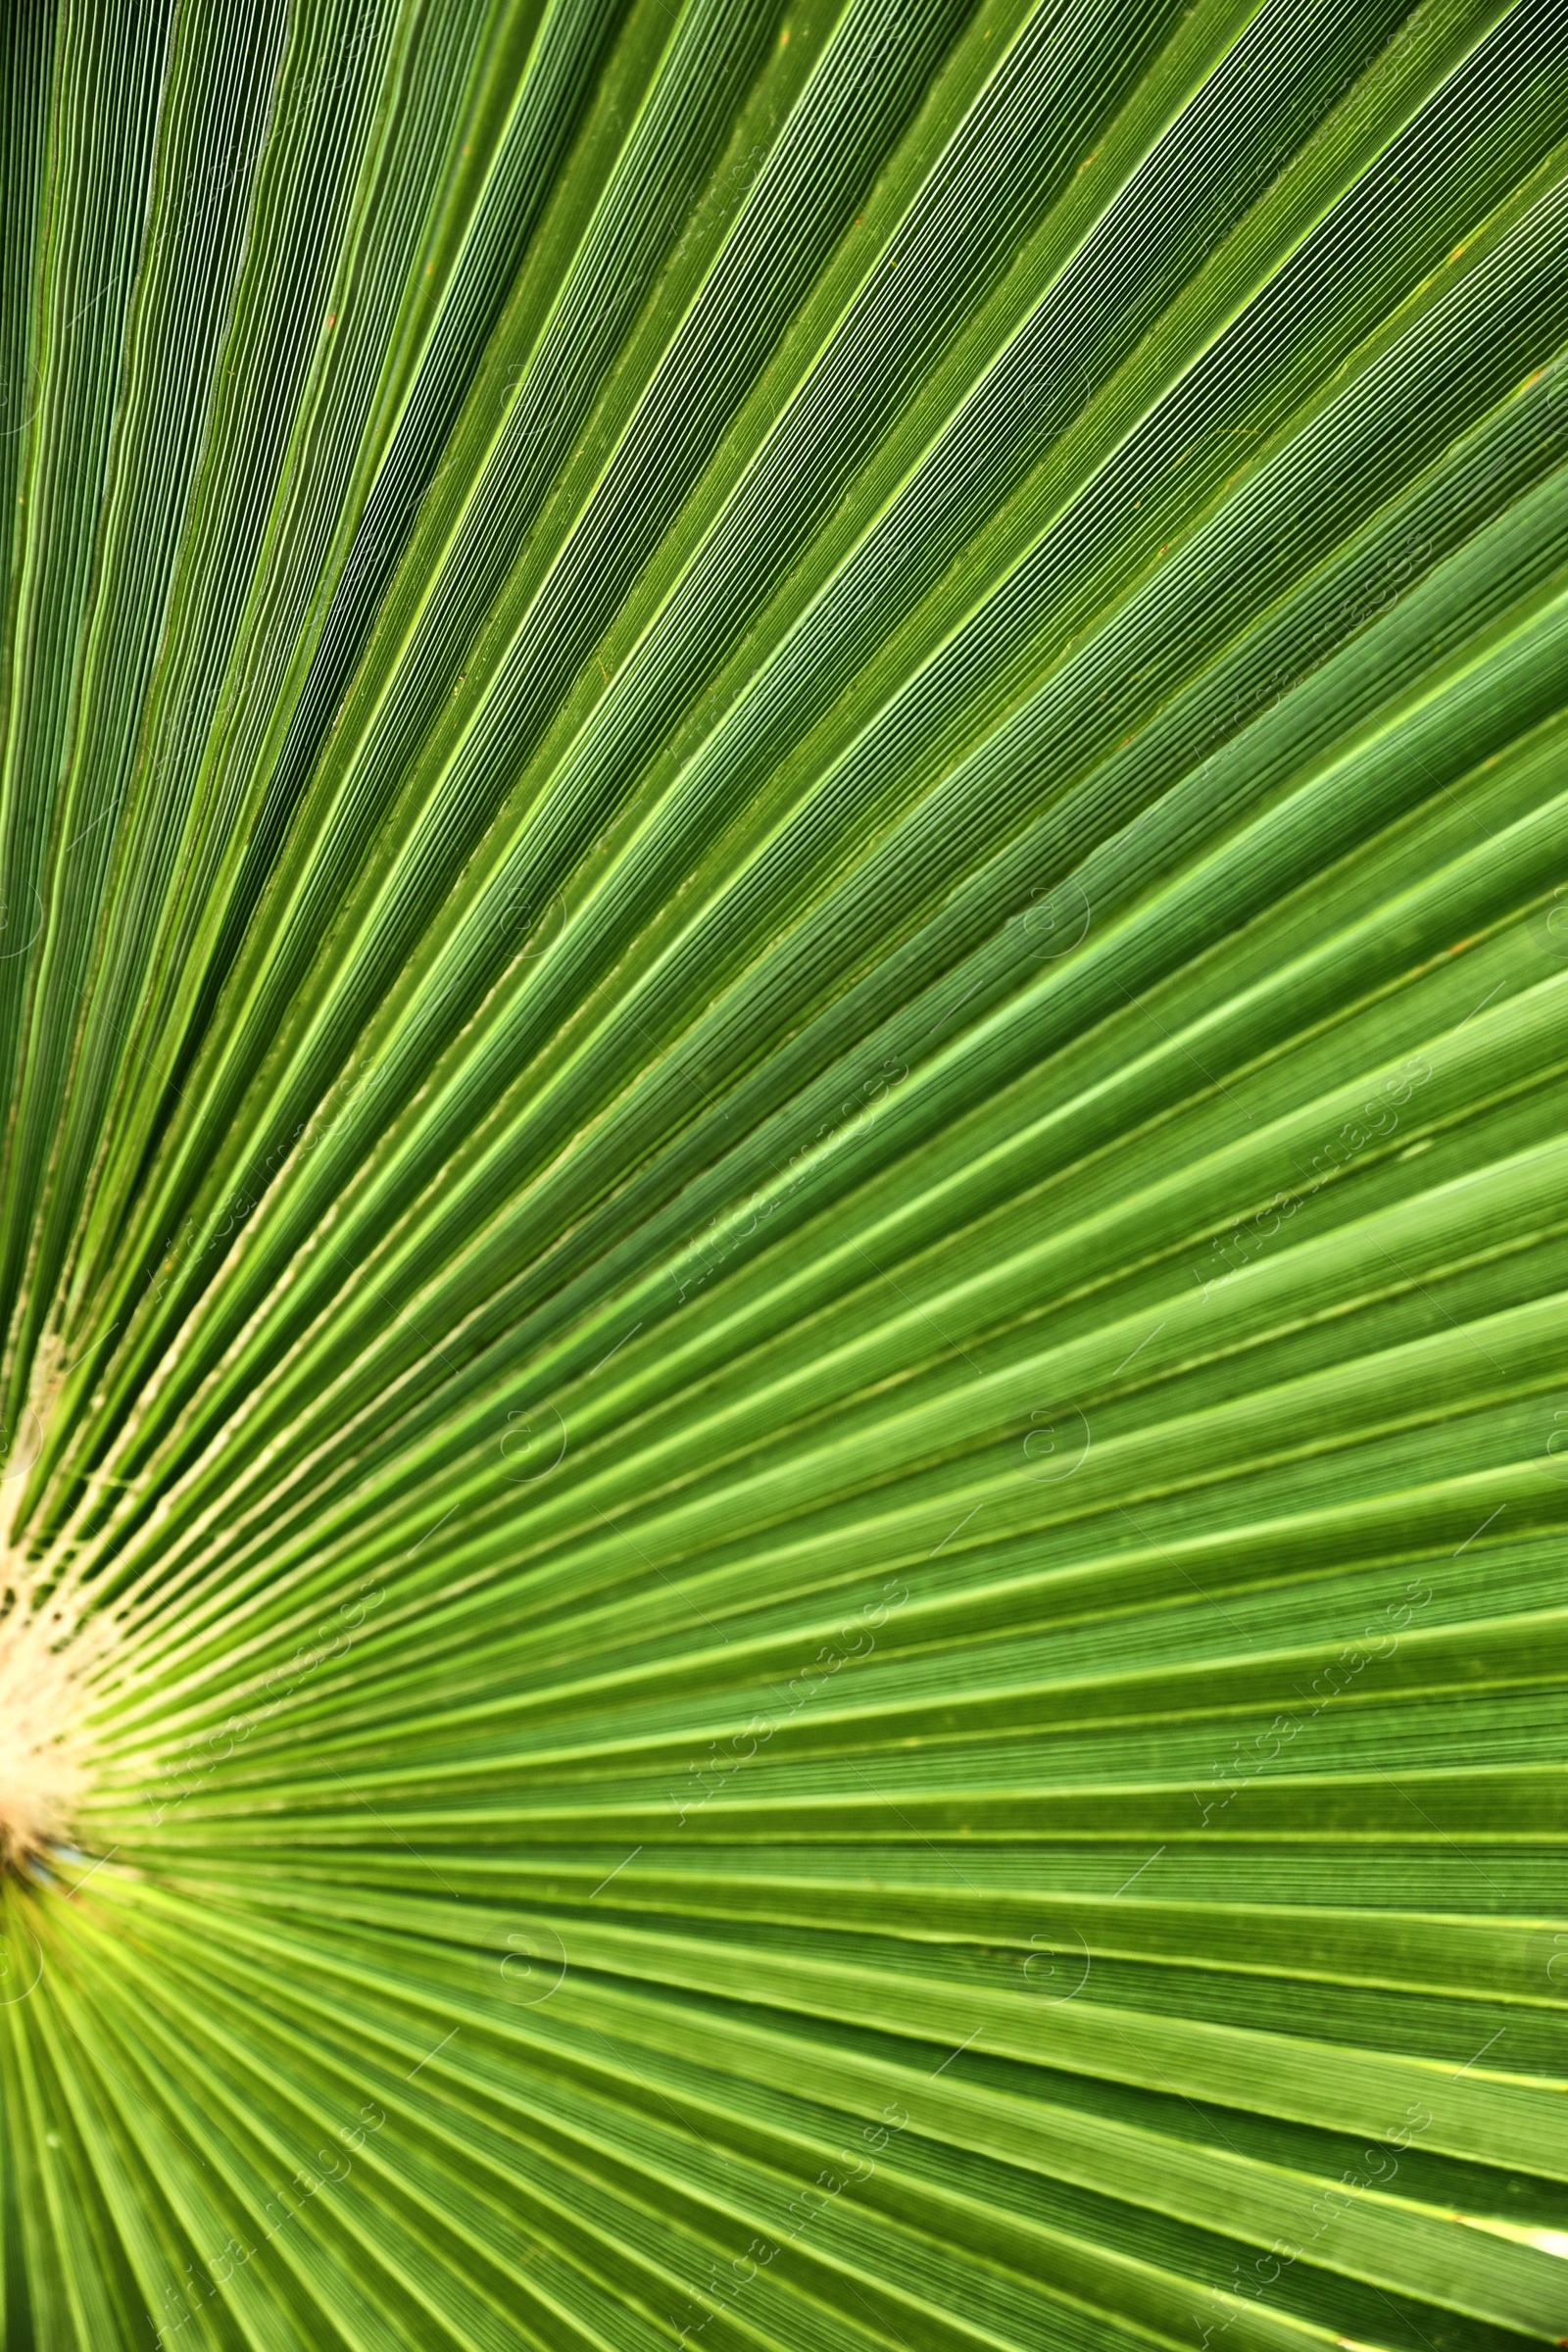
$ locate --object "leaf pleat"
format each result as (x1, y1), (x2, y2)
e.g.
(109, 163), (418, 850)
(1, 2), (1565, 2346)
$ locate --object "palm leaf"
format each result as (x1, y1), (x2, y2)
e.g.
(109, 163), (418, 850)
(1, 0), (1565, 2345)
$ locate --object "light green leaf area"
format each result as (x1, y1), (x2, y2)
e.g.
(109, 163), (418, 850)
(1, 0), (1565, 2344)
